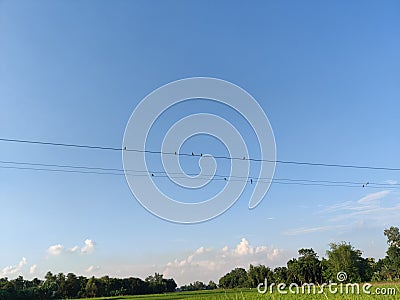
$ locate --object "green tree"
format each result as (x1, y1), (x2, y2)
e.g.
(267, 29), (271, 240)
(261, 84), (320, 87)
(297, 248), (322, 283)
(85, 276), (104, 298)
(207, 280), (218, 290)
(380, 226), (400, 280)
(11, 276), (26, 292)
(247, 264), (273, 287)
(145, 273), (175, 293)
(326, 242), (371, 282)
(164, 278), (177, 292)
(55, 272), (66, 298)
(219, 268), (247, 288)
(40, 271), (58, 299)
(180, 281), (206, 291)
(287, 258), (301, 284)
(384, 226), (400, 247)
(64, 273), (80, 298)
(146, 273), (165, 293)
(0, 278), (14, 299)
(273, 266), (288, 283)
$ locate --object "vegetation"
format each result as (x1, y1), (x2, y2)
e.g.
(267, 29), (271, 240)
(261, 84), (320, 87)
(1, 226), (399, 299)
(60, 285), (400, 300)
(0, 272), (176, 300)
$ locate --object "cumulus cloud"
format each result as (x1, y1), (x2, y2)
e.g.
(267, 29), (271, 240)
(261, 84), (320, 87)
(29, 264), (37, 275)
(1, 257), (27, 276)
(81, 239), (95, 254)
(47, 244), (64, 256)
(163, 238), (285, 285)
(47, 239), (95, 256)
(234, 238), (254, 256)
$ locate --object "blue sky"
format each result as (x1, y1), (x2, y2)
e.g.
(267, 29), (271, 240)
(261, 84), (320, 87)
(1, 0), (399, 285)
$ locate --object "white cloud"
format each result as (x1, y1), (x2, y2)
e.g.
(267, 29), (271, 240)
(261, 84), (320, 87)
(81, 239), (95, 254)
(321, 191), (391, 214)
(47, 244), (64, 256)
(163, 238), (285, 285)
(29, 264), (37, 275)
(284, 225), (347, 236)
(357, 190), (390, 204)
(234, 238), (254, 256)
(68, 246), (79, 253)
(86, 265), (100, 272)
(47, 239), (95, 256)
(326, 190), (398, 223)
(195, 246), (207, 255)
(286, 190), (399, 237)
(1, 257), (27, 276)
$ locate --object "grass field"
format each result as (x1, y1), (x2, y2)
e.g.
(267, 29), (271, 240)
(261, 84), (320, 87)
(79, 283), (400, 300)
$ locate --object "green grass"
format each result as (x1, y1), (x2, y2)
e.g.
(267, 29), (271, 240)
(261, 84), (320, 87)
(79, 284), (400, 300)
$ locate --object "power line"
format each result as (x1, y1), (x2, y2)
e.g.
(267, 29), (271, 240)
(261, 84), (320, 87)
(1, 137), (399, 171)
(0, 160), (125, 173)
(0, 138), (121, 151)
(1, 159), (399, 186)
(1, 162), (398, 190)
(0, 165), (125, 176)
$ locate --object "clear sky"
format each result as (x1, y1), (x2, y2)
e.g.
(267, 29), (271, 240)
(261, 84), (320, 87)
(0, 0), (399, 285)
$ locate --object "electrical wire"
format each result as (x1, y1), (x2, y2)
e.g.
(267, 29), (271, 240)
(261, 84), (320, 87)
(1, 162), (398, 189)
(1, 137), (399, 171)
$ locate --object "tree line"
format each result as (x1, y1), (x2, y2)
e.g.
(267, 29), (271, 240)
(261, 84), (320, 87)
(1, 226), (399, 299)
(218, 226), (400, 288)
(0, 272), (176, 300)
